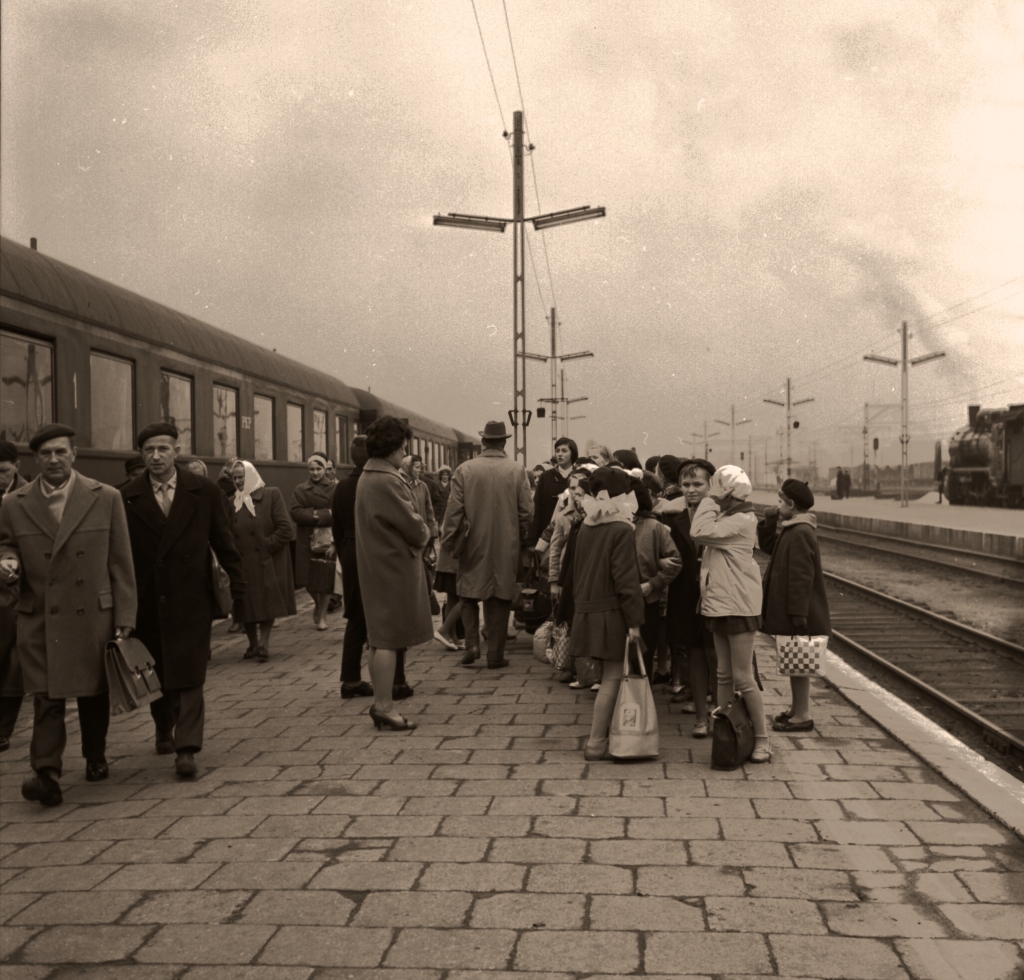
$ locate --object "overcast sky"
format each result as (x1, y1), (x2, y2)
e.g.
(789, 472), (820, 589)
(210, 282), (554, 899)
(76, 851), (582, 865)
(3, 0), (1022, 470)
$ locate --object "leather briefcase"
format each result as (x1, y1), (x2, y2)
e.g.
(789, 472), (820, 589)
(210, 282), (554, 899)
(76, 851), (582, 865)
(105, 637), (163, 716)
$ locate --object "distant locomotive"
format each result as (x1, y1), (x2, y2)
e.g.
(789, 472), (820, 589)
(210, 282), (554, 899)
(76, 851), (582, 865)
(946, 404), (1024, 508)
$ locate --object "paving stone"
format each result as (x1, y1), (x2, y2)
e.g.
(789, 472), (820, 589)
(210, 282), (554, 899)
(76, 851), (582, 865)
(418, 863), (526, 892)
(526, 864), (634, 894)
(308, 861), (423, 891)
(588, 839), (690, 866)
(532, 816), (624, 838)
(707, 896), (827, 934)
(0, 966), (53, 980)
(0, 925), (43, 960)
(226, 797), (322, 815)
(626, 817), (720, 840)
(489, 838), (587, 863)
(789, 780), (880, 800)
(665, 796), (756, 818)
(310, 797), (406, 815)
(689, 840), (793, 867)
(958, 871), (1024, 903)
(816, 819), (920, 846)
(873, 783), (959, 802)
(160, 815), (264, 838)
(439, 815), (532, 837)
(10, 890), (142, 925)
(21, 924), (151, 963)
(344, 816), (440, 837)
(939, 903), (1024, 940)
(0, 892), (41, 924)
(373, 780), (460, 797)
(645, 931), (772, 975)
(637, 865), (746, 897)
(719, 817), (819, 842)
(0, 821), (93, 843)
(743, 867), (858, 900)
(770, 934), (910, 979)
(842, 799), (944, 821)
(908, 822), (1014, 846)
(822, 901), (949, 937)
(124, 890), (252, 924)
(386, 927), (517, 969)
(249, 815), (350, 838)
(5, 865), (118, 892)
(590, 894), (705, 931)
(704, 781), (794, 799)
(894, 937), (1024, 980)
(913, 873), (976, 904)
(92, 839), (201, 864)
(2, 840), (114, 866)
(539, 779), (622, 797)
(469, 893), (585, 930)
(486, 796), (576, 815)
(790, 842), (897, 871)
(515, 929), (640, 972)
(353, 891), (472, 927)
(95, 862), (221, 891)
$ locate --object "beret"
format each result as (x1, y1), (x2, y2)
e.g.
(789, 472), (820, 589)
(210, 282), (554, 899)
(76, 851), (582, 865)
(589, 466), (631, 499)
(782, 478), (815, 511)
(29, 424), (76, 452)
(0, 440), (19, 463)
(124, 453), (146, 474)
(658, 454), (681, 483)
(137, 422), (179, 448)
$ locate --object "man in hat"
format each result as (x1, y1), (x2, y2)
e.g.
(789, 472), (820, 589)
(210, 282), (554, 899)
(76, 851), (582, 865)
(0, 425), (137, 805)
(121, 422), (245, 777)
(0, 440), (28, 752)
(441, 421), (533, 669)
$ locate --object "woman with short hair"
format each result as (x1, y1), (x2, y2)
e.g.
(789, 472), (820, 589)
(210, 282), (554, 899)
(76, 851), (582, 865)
(355, 416), (433, 731)
(291, 452), (338, 630)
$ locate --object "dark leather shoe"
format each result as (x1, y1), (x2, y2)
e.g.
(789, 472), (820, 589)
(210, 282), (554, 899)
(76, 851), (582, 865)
(22, 769), (62, 806)
(155, 734), (175, 755)
(392, 683), (414, 700)
(487, 659), (510, 670)
(0, 735), (10, 752)
(460, 649), (480, 667)
(175, 751), (198, 777)
(256, 645), (269, 663)
(85, 760), (109, 782)
(341, 681), (374, 699)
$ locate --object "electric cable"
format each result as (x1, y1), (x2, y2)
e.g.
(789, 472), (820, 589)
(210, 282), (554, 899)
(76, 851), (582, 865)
(470, 0), (506, 130)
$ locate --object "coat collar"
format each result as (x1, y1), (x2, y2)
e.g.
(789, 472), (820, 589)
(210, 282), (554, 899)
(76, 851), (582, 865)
(16, 471), (103, 554)
(480, 448), (508, 458)
(124, 465), (201, 555)
(363, 457), (401, 475)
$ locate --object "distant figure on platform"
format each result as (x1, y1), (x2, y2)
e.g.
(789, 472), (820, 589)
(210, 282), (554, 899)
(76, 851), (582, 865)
(122, 423), (245, 779)
(231, 461), (296, 662)
(937, 465), (948, 504)
(356, 416), (432, 730)
(441, 420), (533, 670)
(0, 440), (28, 753)
(528, 437), (578, 551)
(116, 454), (147, 491)
(291, 452), (337, 630)
(185, 459), (209, 478)
(0, 425), (136, 806)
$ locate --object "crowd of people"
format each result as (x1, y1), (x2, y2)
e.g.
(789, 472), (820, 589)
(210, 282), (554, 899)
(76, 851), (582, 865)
(0, 414), (830, 806)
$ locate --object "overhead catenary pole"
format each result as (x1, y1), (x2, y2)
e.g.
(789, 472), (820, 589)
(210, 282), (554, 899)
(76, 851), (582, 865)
(532, 308), (593, 452)
(764, 378), (814, 478)
(864, 321), (945, 507)
(691, 422), (720, 460)
(715, 405), (752, 466)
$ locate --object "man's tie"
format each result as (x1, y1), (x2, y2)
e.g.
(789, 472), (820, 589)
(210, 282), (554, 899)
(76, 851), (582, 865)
(155, 484), (172, 517)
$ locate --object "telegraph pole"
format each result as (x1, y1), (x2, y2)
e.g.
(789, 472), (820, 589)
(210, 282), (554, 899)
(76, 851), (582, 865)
(764, 378), (814, 478)
(691, 421), (720, 460)
(715, 405), (752, 465)
(864, 321), (945, 507)
(532, 307), (593, 452)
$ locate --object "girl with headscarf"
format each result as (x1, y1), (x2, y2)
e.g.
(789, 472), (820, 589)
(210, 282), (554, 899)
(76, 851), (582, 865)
(690, 464), (769, 762)
(290, 452), (338, 630)
(568, 467), (646, 760)
(231, 461), (296, 661)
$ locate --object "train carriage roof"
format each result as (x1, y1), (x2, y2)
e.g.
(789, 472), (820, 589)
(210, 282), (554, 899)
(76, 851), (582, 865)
(351, 387), (458, 442)
(1, 236), (361, 410)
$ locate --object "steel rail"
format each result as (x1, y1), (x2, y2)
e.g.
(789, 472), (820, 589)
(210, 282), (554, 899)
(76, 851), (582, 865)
(823, 570), (1024, 661)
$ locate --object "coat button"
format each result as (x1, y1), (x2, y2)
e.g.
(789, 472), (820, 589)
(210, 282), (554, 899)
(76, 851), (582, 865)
(159, 596), (166, 603)
(157, 560), (163, 567)
(76, 579), (84, 586)
(44, 552), (51, 559)
(50, 606), (58, 614)
(76, 608), (85, 615)
(76, 551), (84, 557)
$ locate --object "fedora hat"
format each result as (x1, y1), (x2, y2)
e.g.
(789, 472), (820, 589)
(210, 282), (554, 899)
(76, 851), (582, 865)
(479, 420), (509, 439)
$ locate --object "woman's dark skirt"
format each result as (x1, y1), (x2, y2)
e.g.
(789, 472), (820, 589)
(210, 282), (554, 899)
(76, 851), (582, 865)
(706, 614), (763, 634)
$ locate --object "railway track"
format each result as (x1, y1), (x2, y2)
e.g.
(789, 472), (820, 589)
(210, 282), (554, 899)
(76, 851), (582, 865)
(816, 524), (1024, 585)
(824, 571), (1024, 759)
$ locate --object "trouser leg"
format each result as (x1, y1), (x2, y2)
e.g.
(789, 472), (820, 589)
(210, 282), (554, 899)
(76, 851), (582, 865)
(30, 695), (67, 775)
(340, 600), (368, 685)
(638, 604), (661, 678)
(483, 598), (511, 665)
(168, 686), (205, 753)
(461, 600), (481, 655)
(0, 695), (24, 738)
(586, 659), (624, 752)
(76, 693), (110, 764)
(150, 694), (175, 741)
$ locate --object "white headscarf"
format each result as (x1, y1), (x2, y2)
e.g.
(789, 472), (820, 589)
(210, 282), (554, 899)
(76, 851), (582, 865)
(582, 489), (638, 527)
(710, 464), (752, 501)
(233, 461), (266, 516)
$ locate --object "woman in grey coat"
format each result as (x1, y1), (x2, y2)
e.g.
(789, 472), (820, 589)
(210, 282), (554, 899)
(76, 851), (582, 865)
(231, 461), (296, 662)
(355, 417), (432, 731)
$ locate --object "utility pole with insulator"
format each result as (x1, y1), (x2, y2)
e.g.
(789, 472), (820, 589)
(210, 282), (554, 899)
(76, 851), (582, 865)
(764, 378), (814, 478)
(715, 405), (752, 466)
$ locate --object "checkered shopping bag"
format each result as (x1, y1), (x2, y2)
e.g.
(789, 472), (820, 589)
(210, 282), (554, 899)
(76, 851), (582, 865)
(774, 635), (828, 675)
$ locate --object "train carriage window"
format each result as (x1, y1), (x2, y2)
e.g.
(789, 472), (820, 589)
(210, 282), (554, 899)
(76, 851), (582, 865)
(287, 403), (304, 462)
(254, 395), (275, 460)
(90, 352), (134, 451)
(0, 329), (54, 444)
(213, 385), (238, 458)
(335, 415), (349, 464)
(160, 371), (194, 454)
(313, 409), (327, 456)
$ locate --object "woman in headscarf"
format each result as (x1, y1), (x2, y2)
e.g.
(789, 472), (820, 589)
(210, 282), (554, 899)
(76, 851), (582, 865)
(185, 458), (209, 478)
(290, 452), (339, 630)
(231, 461), (296, 662)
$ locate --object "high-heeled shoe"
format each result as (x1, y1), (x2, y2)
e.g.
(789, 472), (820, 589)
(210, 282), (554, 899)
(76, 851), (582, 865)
(368, 705), (417, 732)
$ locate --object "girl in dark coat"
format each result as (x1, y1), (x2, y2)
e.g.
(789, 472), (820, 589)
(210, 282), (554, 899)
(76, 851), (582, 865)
(757, 479), (831, 733)
(231, 461), (296, 662)
(569, 467), (646, 761)
(290, 453), (338, 630)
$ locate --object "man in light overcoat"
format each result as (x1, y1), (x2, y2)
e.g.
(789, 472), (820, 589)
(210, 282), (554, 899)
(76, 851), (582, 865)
(122, 422), (245, 778)
(0, 425), (137, 806)
(441, 420), (533, 669)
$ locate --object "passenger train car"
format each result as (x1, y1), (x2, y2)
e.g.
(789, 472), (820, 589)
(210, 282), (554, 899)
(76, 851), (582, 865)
(0, 236), (479, 497)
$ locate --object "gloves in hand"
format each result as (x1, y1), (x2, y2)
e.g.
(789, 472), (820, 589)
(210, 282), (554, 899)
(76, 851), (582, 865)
(791, 615), (809, 635)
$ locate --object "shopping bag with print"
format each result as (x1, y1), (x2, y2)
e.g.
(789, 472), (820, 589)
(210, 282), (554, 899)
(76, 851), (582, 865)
(609, 639), (659, 760)
(775, 635), (828, 676)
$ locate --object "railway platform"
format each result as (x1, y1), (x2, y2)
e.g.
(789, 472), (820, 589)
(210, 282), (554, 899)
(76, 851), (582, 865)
(2, 599), (1023, 980)
(749, 491), (1024, 561)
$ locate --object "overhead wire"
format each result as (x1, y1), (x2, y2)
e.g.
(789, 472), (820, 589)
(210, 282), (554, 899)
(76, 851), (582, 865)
(469, 0), (506, 131)
(917, 273), (1024, 324)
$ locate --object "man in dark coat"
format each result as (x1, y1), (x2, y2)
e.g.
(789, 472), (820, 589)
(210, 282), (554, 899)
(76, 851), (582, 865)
(527, 437), (577, 548)
(332, 436), (374, 699)
(122, 423), (245, 777)
(0, 440), (27, 752)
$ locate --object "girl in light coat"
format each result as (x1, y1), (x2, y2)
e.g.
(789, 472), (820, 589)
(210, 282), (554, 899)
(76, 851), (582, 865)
(690, 465), (770, 762)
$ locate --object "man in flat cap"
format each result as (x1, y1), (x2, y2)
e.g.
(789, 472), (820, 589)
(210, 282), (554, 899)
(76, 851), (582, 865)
(122, 422), (245, 777)
(441, 421), (533, 669)
(0, 425), (137, 805)
(0, 440), (28, 752)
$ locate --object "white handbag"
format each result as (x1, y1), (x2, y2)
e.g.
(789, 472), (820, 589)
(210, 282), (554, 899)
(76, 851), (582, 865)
(609, 639), (659, 760)
(775, 635), (828, 675)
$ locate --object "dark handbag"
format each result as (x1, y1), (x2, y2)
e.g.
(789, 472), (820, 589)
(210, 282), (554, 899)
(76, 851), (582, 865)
(307, 557), (337, 594)
(517, 554), (552, 624)
(710, 692), (755, 771)
(210, 549), (232, 619)
(105, 637), (163, 716)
